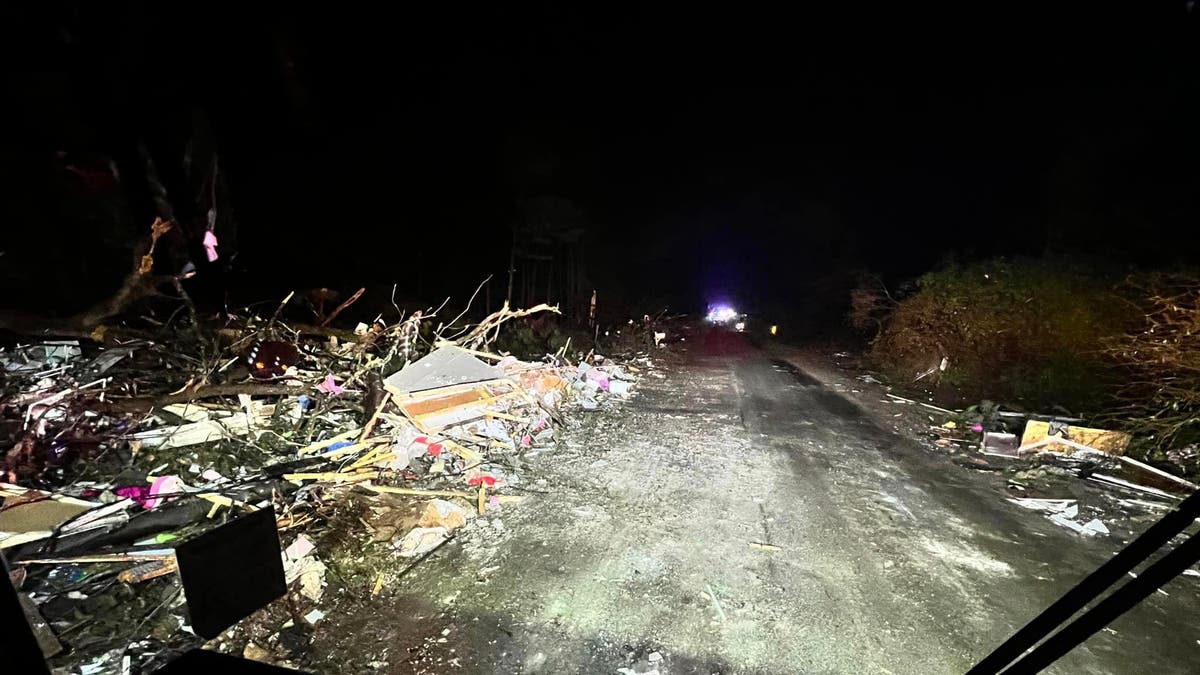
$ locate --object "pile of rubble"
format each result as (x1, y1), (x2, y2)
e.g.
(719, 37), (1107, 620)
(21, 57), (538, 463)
(888, 392), (1200, 536)
(1, 301), (646, 673)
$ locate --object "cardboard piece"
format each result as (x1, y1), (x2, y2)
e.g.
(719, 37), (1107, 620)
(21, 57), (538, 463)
(1019, 420), (1131, 456)
(0, 485), (96, 549)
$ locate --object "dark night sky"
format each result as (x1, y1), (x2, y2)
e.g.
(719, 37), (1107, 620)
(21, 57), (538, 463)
(3, 4), (1200, 319)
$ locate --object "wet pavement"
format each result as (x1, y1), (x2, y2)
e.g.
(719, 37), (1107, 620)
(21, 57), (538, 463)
(310, 333), (1200, 673)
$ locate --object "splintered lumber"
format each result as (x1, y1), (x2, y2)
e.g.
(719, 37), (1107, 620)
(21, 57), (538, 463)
(363, 417), (484, 464)
(197, 493), (256, 511)
(1118, 455), (1199, 490)
(283, 470), (378, 484)
(1089, 474), (1178, 500)
(101, 383), (296, 413)
(297, 428), (362, 456)
(391, 380), (526, 432)
(443, 439), (483, 463)
(403, 388), (491, 417)
(118, 556), (180, 584)
(348, 445), (393, 470)
(315, 437), (391, 461)
(364, 483), (525, 503)
(359, 394), (393, 442)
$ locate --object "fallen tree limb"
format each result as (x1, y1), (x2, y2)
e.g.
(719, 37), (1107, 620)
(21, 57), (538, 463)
(99, 383), (295, 412)
(453, 301), (560, 349)
(0, 219), (182, 340)
(320, 287), (366, 327)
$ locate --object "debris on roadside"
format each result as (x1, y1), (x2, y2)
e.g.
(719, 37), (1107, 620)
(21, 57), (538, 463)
(0, 295), (650, 672)
(1008, 498), (1109, 536)
(1018, 420), (1131, 456)
(981, 432), (1020, 458)
(864, 374), (1196, 539)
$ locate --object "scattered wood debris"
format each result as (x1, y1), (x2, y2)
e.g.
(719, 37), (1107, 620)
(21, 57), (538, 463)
(0, 289), (645, 672)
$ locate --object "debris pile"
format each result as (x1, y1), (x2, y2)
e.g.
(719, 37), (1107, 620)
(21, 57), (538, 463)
(885, 392), (1199, 538)
(0, 298), (644, 672)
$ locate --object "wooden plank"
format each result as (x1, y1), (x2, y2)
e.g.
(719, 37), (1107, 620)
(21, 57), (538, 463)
(358, 393), (394, 442)
(403, 390), (526, 433)
(297, 428), (362, 456)
(1119, 455), (1199, 490)
(317, 437), (390, 460)
(402, 382), (519, 420)
(348, 445), (397, 470)
(1089, 474), (1179, 500)
(406, 389), (489, 419)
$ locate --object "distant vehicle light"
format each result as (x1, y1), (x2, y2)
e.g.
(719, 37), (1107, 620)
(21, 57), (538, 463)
(770, 325), (778, 336)
(734, 321), (746, 332)
(706, 305), (738, 324)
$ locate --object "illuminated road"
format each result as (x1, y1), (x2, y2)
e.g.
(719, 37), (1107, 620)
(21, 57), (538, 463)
(309, 333), (1200, 673)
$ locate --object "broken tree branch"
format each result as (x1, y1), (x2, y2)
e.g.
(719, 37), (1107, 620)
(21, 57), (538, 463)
(320, 287), (366, 327)
(98, 383), (295, 413)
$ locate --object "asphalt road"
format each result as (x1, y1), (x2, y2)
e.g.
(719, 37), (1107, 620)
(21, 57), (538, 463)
(324, 332), (1200, 674)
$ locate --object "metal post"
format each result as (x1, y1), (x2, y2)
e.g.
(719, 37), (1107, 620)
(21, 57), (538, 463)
(506, 230), (516, 306)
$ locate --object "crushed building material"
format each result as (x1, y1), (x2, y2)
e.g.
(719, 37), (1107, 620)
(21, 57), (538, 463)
(0, 294), (645, 672)
(384, 346), (504, 393)
(1018, 420), (1131, 456)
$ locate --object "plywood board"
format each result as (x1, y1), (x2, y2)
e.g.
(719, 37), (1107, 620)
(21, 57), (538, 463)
(1020, 420), (1131, 455)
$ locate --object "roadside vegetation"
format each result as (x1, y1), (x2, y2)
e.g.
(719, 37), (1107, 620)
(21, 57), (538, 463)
(855, 259), (1200, 475)
(857, 259), (1135, 413)
(1100, 273), (1200, 475)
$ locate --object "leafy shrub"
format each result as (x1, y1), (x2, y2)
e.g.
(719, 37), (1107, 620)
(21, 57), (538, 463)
(869, 258), (1136, 412)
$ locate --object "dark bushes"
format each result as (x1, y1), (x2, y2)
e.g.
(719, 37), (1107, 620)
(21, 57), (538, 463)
(866, 259), (1137, 413)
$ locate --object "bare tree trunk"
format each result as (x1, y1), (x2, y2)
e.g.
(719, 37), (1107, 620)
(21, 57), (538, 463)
(506, 230), (516, 306)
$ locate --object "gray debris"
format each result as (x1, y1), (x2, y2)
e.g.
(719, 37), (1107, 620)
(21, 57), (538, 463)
(384, 346), (503, 393)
